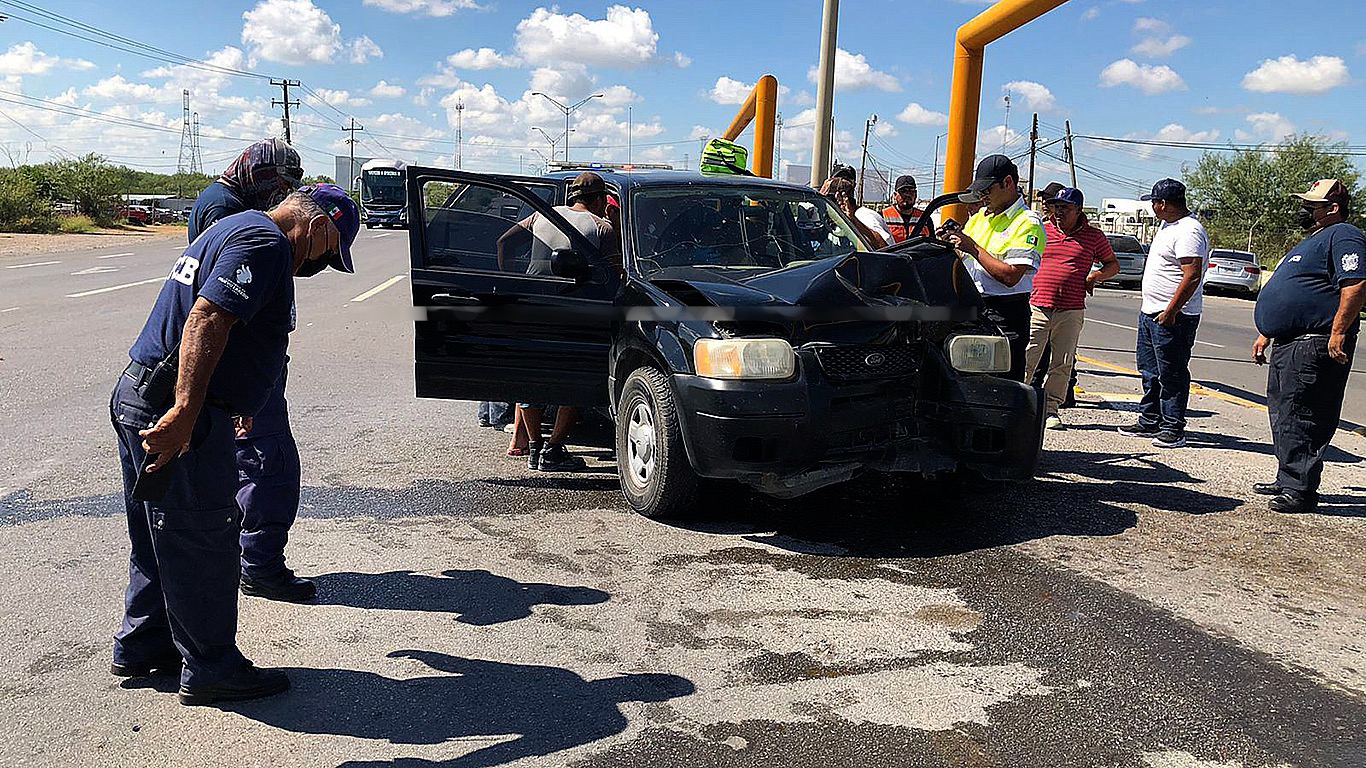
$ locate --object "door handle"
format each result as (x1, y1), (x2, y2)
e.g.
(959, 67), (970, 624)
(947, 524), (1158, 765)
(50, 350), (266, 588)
(430, 293), (484, 306)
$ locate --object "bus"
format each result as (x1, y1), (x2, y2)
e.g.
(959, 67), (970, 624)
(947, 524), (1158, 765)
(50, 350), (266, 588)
(358, 159), (408, 228)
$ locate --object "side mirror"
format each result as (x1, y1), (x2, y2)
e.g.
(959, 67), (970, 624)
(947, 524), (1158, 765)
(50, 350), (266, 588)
(550, 249), (591, 281)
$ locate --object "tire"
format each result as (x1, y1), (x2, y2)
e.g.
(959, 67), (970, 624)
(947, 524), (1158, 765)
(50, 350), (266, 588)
(616, 366), (700, 519)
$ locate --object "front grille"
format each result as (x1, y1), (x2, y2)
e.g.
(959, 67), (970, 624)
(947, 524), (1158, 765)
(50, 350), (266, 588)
(810, 344), (918, 382)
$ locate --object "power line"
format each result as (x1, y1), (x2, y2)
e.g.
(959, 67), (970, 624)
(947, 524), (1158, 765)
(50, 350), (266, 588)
(1078, 134), (1366, 156)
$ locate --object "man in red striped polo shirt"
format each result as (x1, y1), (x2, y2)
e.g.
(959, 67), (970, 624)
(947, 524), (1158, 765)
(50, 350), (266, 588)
(1025, 187), (1120, 429)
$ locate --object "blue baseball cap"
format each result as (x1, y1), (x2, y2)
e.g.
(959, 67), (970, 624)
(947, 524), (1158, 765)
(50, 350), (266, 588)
(1046, 187), (1084, 207)
(302, 183), (359, 273)
(1141, 178), (1186, 203)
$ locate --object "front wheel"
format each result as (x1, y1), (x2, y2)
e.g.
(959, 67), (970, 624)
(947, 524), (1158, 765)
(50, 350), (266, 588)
(616, 367), (699, 519)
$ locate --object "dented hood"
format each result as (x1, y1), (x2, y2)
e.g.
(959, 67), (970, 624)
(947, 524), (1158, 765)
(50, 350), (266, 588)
(648, 250), (931, 309)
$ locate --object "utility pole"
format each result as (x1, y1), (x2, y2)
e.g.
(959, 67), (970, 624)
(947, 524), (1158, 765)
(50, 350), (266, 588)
(342, 118), (363, 192)
(774, 112), (783, 180)
(1001, 92), (1012, 151)
(191, 112), (202, 174)
(270, 79), (301, 144)
(858, 114), (877, 205)
(627, 105), (633, 165)
(1064, 119), (1077, 188)
(810, 0), (839, 187)
(931, 131), (945, 200)
(454, 101), (464, 169)
(1027, 112), (1038, 205)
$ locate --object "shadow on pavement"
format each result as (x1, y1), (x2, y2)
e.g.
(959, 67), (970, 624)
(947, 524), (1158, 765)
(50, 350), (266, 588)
(311, 569), (608, 625)
(227, 650), (693, 768)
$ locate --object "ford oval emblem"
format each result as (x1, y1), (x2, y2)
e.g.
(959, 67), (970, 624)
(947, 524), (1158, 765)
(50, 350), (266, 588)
(864, 352), (887, 367)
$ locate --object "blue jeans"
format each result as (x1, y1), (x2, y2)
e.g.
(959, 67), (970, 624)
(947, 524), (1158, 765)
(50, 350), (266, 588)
(236, 367), (300, 579)
(1136, 311), (1200, 433)
(478, 401), (512, 425)
(111, 375), (247, 688)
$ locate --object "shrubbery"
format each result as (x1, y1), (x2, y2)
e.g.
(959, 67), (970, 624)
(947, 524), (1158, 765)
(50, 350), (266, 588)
(1, 155), (214, 233)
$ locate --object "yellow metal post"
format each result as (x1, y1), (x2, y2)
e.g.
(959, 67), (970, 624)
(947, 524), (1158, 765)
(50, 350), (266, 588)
(942, 0), (1069, 222)
(721, 74), (779, 179)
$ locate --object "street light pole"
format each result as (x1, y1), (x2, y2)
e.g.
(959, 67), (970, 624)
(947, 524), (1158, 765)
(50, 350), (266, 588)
(531, 92), (603, 166)
(532, 127), (570, 162)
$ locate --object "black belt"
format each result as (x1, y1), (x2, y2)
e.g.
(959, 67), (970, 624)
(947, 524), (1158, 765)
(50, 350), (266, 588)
(123, 360), (236, 412)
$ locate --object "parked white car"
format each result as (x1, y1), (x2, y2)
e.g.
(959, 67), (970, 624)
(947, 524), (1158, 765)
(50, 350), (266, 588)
(1205, 249), (1261, 298)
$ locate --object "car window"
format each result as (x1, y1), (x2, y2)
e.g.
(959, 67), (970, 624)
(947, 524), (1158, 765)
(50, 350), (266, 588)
(1211, 249), (1253, 262)
(1107, 235), (1144, 253)
(420, 179), (564, 273)
(631, 185), (868, 278)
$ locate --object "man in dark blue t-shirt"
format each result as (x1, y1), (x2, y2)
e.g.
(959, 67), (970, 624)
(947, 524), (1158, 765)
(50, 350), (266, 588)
(1252, 179), (1366, 513)
(110, 184), (358, 706)
(188, 139), (316, 604)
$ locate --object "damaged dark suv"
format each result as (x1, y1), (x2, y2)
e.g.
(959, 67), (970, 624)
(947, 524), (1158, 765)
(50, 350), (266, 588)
(408, 168), (1042, 518)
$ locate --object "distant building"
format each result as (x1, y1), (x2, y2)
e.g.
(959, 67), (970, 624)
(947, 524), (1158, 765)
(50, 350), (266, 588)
(335, 155), (374, 191)
(1098, 197), (1158, 243)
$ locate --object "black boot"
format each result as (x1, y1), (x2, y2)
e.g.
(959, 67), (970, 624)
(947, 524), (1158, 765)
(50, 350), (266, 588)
(111, 651), (183, 678)
(1268, 492), (1317, 514)
(178, 663), (290, 706)
(1252, 482), (1282, 496)
(241, 570), (317, 603)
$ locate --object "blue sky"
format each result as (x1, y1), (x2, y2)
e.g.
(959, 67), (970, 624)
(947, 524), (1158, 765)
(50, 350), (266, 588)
(0, 0), (1362, 200)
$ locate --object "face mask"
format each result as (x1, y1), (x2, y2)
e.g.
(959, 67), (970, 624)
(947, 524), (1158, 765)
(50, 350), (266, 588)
(294, 217), (334, 277)
(1296, 205), (1320, 231)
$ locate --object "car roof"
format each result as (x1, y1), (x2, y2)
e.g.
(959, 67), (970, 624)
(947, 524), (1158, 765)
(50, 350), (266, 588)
(543, 169), (813, 194)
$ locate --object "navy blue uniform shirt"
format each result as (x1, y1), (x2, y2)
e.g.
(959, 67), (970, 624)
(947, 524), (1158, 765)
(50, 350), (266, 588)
(1255, 222), (1366, 340)
(129, 210), (295, 416)
(187, 181), (248, 244)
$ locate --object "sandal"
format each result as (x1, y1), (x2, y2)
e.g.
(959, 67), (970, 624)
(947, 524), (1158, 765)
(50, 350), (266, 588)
(506, 446), (529, 457)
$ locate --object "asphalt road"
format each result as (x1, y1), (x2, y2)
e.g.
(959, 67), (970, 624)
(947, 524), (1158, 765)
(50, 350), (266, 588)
(1, 231), (1363, 768)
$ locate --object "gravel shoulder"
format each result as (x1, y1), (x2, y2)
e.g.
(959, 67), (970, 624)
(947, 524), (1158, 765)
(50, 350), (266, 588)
(0, 227), (185, 260)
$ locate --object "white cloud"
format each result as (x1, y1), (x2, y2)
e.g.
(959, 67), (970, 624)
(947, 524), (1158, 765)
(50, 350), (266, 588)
(687, 125), (712, 141)
(977, 124), (1022, 154)
(707, 76), (790, 105)
(370, 81), (406, 99)
(529, 63), (596, 101)
(1099, 59), (1186, 94)
(1241, 112), (1296, 142)
(0, 42), (95, 76)
(1241, 55), (1350, 95)
(307, 88), (371, 109)
(514, 5), (660, 68)
(1130, 17), (1190, 58)
(895, 102), (948, 126)
(673, 52), (692, 68)
(143, 46), (247, 95)
(83, 76), (173, 103)
(240, 0), (377, 66)
(1153, 123), (1219, 143)
(1082, 7), (1101, 21)
(361, 0), (481, 16)
(445, 47), (519, 70)
(808, 48), (901, 92)
(1002, 80), (1056, 112)
(349, 36), (383, 64)
(413, 87), (435, 107)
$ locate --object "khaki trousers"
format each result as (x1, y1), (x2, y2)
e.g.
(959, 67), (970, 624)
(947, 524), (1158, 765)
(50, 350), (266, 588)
(1024, 306), (1085, 415)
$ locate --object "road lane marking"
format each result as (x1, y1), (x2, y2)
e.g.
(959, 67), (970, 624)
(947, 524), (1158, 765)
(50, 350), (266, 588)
(66, 276), (164, 298)
(96, 252), (135, 260)
(71, 265), (120, 275)
(1086, 317), (1226, 349)
(349, 274), (406, 303)
(1, 307), (18, 313)
(4, 261), (60, 269)
(370, 232), (395, 239)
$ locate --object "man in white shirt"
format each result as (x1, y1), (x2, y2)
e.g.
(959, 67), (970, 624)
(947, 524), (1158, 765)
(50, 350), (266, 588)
(1119, 178), (1209, 448)
(825, 177), (893, 248)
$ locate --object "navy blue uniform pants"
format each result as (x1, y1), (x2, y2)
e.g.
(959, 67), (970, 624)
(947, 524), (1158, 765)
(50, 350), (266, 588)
(236, 366), (301, 580)
(1267, 335), (1355, 498)
(110, 375), (247, 688)
(983, 293), (1031, 383)
(1136, 311), (1200, 433)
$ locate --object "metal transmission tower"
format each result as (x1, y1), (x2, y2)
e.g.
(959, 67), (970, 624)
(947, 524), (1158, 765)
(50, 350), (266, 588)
(191, 112), (203, 174)
(454, 101), (464, 169)
(177, 89), (193, 174)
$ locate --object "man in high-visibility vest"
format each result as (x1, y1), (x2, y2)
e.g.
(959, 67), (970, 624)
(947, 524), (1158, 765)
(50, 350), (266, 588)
(881, 175), (924, 244)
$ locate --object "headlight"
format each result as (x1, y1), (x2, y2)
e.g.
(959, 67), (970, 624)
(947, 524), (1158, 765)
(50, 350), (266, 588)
(946, 334), (1011, 373)
(694, 338), (795, 380)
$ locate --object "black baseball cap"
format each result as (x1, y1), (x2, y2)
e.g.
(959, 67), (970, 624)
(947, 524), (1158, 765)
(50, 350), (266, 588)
(831, 163), (856, 182)
(567, 171), (607, 202)
(967, 154), (1019, 194)
(894, 174), (917, 192)
(1141, 178), (1186, 202)
(1036, 181), (1066, 200)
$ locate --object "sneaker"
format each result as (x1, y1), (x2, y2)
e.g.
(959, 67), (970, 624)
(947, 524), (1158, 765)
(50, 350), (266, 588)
(1044, 414), (1065, 430)
(1151, 430), (1186, 449)
(1118, 422), (1160, 437)
(477, 418), (491, 428)
(503, 423), (518, 434)
(527, 442), (543, 471)
(537, 444), (587, 472)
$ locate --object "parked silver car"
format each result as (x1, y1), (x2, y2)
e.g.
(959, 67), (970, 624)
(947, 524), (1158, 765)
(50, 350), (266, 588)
(1205, 248), (1261, 298)
(1101, 234), (1147, 288)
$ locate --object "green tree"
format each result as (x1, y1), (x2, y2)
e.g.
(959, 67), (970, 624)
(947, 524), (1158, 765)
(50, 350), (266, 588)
(0, 167), (58, 233)
(1185, 134), (1363, 265)
(303, 174), (335, 185)
(51, 154), (124, 223)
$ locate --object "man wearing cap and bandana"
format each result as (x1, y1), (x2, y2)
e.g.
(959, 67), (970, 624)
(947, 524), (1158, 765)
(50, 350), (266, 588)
(1118, 178), (1209, 449)
(109, 184), (360, 706)
(189, 139), (316, 604)
(940, 154), (1046, 382)
(1251, 179), (1366, 513)
(882, 175), (925, 244)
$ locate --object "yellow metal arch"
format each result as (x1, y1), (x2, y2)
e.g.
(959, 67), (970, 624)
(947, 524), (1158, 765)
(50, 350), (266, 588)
(721, 74), (779, 179)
